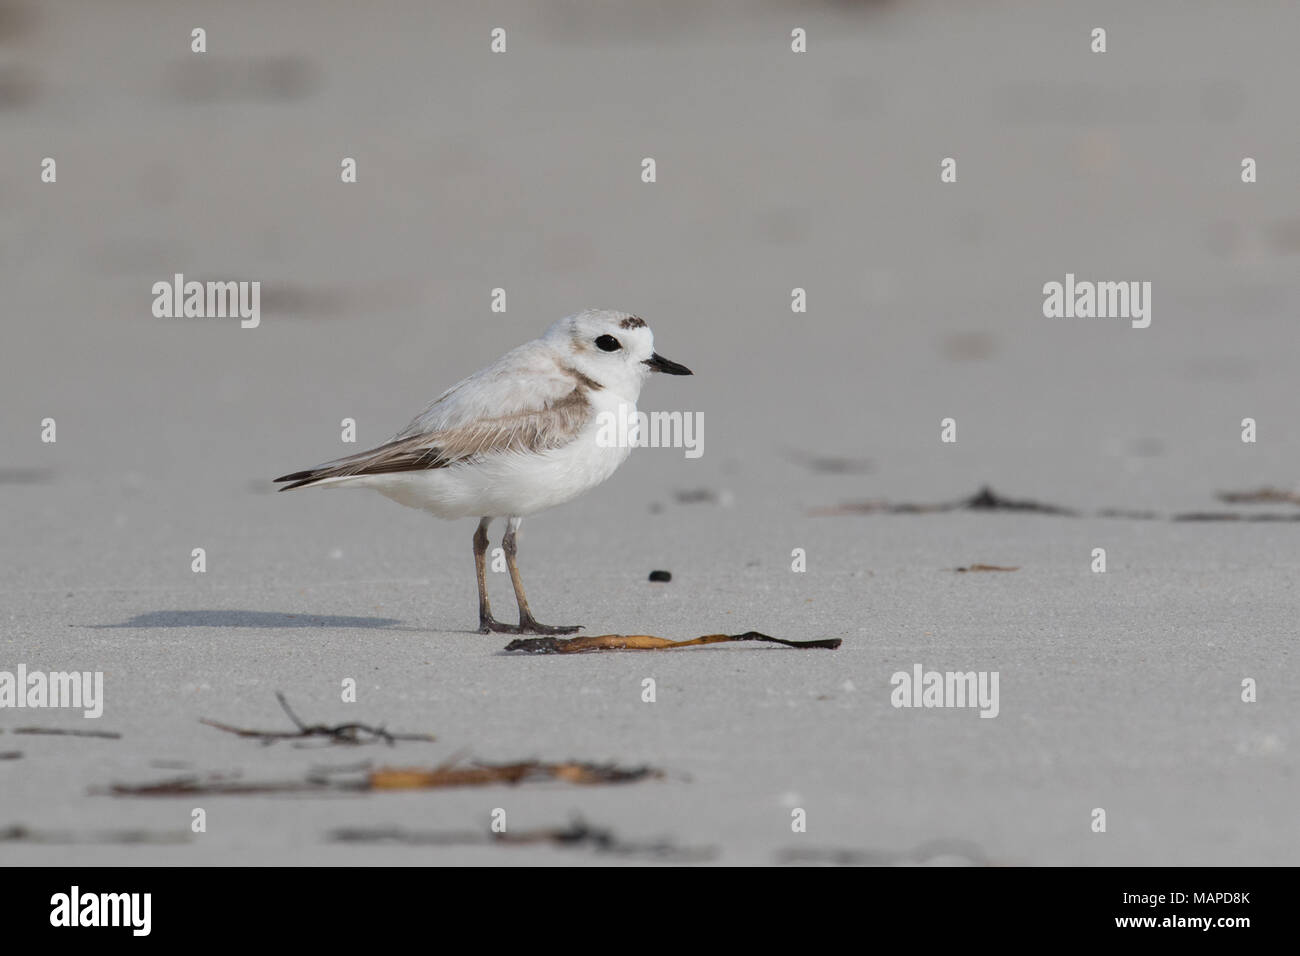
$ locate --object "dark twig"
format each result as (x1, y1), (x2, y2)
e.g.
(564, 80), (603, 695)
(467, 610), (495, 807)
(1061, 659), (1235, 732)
(199, 692), (436, 747)
(13, 727), (120, 739)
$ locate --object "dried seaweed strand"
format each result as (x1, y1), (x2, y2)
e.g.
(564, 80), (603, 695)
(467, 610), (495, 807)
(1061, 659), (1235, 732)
(102, 759), (660, 797)
(504, 631), (841, 654)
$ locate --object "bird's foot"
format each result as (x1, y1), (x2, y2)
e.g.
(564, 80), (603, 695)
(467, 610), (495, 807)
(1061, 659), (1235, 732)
(479, 616), (581, 635)
(518, 619), (583, 635)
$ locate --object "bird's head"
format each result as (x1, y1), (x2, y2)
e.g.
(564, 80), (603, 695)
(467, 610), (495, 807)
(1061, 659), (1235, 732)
(547, 309), (692, 396)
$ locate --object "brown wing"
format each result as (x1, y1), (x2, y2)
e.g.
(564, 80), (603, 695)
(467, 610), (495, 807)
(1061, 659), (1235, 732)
(273, 387), (592, 490)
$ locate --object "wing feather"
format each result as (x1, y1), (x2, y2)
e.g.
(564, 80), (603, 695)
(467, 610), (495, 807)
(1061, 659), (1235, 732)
(274, 349), (595, 490)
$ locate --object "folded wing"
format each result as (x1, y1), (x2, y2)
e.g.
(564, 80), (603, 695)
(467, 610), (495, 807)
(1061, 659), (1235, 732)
(274, 349), (595, 490)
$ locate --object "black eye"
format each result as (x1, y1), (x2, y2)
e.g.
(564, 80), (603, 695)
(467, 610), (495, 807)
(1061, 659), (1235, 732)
(595, 334), (621, 352)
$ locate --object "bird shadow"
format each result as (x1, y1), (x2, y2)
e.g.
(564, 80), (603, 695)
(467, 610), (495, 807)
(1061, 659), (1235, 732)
(88, 610), (406, 630)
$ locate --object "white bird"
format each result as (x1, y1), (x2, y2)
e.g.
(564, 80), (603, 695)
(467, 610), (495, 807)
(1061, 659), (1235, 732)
(274, 309), (693, 634)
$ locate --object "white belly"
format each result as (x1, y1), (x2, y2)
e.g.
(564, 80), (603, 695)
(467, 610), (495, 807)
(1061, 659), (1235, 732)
(327, 412), (635, 519)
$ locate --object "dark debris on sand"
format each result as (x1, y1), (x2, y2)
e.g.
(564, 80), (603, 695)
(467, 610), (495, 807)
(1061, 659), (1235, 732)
(814, 484), (1300, 522)
(200, 692), (436, 748)
(330, 817), (715, 862)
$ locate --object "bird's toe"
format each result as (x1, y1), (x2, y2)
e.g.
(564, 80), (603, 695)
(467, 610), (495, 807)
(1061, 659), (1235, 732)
(521, 622), (582, 635)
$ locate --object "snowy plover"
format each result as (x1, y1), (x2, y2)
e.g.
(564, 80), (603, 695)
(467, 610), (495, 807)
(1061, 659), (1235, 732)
(274, 309), (692, 634)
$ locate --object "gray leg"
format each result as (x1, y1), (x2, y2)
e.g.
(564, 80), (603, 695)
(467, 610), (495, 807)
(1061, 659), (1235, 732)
(475, 520), (493, 632)
(501, 516), (581, 635)
(474, 517), (510, 634)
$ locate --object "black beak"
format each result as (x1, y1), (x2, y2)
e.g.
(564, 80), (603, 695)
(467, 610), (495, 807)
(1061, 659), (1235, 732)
(643, 352), (693, 375)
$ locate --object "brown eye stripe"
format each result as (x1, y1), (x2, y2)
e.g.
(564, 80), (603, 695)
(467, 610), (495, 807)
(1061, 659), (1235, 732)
(619, 316), (646, 329)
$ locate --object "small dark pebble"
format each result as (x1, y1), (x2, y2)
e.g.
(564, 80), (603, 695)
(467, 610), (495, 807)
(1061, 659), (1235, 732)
(674, 489), (718, 505)
(648, 570), (672, 582)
